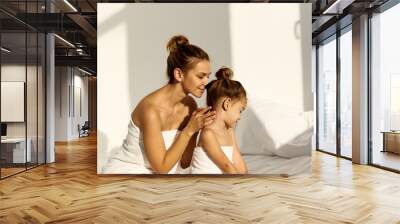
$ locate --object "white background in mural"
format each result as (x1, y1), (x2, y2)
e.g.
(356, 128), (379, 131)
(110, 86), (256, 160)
(97, 3), (313, 174)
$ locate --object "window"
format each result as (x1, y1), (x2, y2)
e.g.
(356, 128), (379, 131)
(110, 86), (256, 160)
(339, 27), (352, 158)
(317, 35), (337, 154)
(390, 74), (400, 130)
(371, 2), (400, 171)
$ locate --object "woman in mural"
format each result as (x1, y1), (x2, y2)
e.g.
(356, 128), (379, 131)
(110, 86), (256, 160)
(103, 35), (216, 174)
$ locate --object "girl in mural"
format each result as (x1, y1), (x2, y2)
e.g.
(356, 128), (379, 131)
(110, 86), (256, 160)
(103, 35), (216, 174)
(190, 67), (248, 174)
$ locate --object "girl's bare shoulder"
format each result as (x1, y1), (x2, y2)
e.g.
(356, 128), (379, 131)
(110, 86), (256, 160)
(198, 127), (217, 145)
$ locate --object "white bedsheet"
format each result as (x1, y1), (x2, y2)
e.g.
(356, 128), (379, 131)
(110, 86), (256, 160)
(243, 154), (311, 175)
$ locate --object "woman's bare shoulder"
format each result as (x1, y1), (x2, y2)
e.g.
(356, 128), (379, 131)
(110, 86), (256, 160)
(132, 97), (160, 127)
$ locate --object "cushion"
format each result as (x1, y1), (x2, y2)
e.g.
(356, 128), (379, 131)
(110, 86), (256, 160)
(236, 96), (313, 158)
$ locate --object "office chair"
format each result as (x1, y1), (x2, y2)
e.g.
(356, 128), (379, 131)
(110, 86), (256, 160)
(79, 121), (90, 138)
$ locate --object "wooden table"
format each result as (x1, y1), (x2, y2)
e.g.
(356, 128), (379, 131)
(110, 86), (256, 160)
(381, 131), (400, 154)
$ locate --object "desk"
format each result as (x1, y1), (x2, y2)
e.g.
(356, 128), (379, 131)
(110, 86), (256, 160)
(381, 131), (400, 154)
(1, 138), (31, 163)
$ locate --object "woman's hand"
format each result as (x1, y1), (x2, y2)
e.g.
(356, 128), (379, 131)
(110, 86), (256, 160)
(183, 107), (216, 136)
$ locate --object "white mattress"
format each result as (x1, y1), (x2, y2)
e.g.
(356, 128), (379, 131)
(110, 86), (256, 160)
(243, 154), (311, 175)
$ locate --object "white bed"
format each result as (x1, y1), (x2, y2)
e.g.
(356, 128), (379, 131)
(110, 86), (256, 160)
(236, 96), (313, 176)
(243, 154), (311, 175)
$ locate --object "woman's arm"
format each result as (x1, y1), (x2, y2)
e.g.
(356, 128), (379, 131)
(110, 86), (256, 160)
(179, 132), (198, 169)
(200, 129), (238, 174)
(229, 128), (248, 174)
(141, 106), (215, 174)
(179, 97), (199, 169)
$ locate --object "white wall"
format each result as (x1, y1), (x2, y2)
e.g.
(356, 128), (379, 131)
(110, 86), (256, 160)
(97, 3), (312, 172)
(229, 4), (312, 111)
(55, 67), (69, 141)
(55, 67), (89, 141)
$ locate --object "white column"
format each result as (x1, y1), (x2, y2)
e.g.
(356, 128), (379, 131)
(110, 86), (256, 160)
(46, 33), (55, 163)
(45, 0), (56, 163)
(352, 14), (369, 164)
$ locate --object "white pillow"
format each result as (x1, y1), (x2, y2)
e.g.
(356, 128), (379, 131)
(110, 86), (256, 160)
(236, 96), (313, 158)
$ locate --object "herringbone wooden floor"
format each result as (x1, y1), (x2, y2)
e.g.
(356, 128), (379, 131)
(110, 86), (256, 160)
(1, 134), (400, 223)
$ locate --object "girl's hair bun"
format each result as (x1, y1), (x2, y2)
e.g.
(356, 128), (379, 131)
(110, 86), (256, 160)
(206, 66), (246, 108)
(166, 35), (189, 52)
(215, 67), (233, 80)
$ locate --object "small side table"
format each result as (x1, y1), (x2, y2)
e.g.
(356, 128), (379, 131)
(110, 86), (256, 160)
(381, 131), (400, 154)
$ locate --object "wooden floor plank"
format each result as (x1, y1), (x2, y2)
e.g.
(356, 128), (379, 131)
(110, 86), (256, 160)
(1, 134), (400, 223)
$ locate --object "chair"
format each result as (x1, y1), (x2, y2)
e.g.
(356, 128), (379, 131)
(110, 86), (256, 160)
(79, 121), (90, 138)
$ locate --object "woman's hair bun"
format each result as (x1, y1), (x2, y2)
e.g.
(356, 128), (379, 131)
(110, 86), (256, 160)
(215, 67), (233, 80)
(166, 35), (189, 52)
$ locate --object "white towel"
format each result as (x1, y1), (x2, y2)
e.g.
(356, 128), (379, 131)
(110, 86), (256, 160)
(190, 146), (233, 174)
(103, 120), (181, 174)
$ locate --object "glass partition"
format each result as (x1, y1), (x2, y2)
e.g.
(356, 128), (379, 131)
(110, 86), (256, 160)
(38, 32), (45, 165)
(1, 31), (28, 177)
(0, 1), (46, 179)
(317, 35), (337, 154)
(27, 31), (38, 169)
